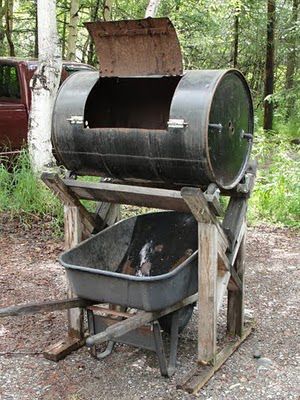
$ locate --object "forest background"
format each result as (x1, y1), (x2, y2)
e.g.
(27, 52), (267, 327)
(0, 0), (299, 228)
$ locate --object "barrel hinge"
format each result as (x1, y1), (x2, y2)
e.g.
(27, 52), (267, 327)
(67, 115), (84, 125)
(167, 119), (188, 129)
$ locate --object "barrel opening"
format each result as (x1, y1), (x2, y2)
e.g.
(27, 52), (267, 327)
(84, 76), (182, 130)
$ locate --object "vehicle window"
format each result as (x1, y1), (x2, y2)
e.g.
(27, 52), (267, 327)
(0, 65), (21, 99)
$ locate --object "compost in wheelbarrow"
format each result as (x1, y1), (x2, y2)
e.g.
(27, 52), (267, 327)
(60, 211), (198, 312)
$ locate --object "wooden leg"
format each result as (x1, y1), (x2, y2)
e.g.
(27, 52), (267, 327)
(64, 206), (85, 338)
(44, 206), (85, 361)
(177, 320), (254, 394)
(198, 222), (218, 365)
(227, 233), (246, 337)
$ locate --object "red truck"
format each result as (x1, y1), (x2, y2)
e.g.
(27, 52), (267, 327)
(0, 58), (95, 153)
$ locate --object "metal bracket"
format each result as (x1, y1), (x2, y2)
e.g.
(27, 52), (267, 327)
(66, 115), (84, 125)
(167, 118), (188, 129)
(204, 183), (223, 216)
(237, 173), (251, 194)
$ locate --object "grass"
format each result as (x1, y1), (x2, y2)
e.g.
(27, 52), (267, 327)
(248, 129), (300, 228)
(0, 149), (63, 231)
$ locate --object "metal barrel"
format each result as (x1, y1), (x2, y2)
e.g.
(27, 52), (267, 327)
(52, 68), (253, 190)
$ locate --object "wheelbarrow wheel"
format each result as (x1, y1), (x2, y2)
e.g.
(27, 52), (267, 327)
(159, 303), (195, 334)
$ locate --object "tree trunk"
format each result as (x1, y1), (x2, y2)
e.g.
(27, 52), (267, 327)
(66, 0), (79, 61)
(0, 0), (5, 56)
(34, 0), (38, 58)
(285, 0), (299, 120)
(232, 11), (239, 68)
(145, 0), (161, 17)
(28, 0), (62, 174)
(87, 0), (100, 65)
(103, 0), (113, 20)
(263, 0), (276, 131)
(61, 0), (68, 59)
(4, 0), (15, 57)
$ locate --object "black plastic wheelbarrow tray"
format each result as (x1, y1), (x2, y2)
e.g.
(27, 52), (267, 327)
(60, 211), (198, 312)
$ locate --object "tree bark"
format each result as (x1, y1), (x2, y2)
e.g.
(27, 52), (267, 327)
(61, 0), (68, 59)
(232, 11), (239, 68)
(4, 0), (15, 57)
(66, 0), (79, 61)
(0, 0), (5, 56)
(28, 0), (62, 174)
(34, 0), (38, 58)
(145, 0), (161, 17)
(103, 0), (113, 21)
(87, 0), (100, 65)
(263, 0), (276, 131)
(285, 0), (299, 120)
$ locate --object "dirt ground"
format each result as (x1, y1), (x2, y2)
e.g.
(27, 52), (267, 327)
(0, 213), (299, 400)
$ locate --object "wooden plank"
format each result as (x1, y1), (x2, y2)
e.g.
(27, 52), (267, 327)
(44, 337), (85, 362)
(95, 202), (121, 230)
(216, 271), (231, 314)
(63, 179), (190, 212)
(181, 187), (242, 291)
(197, 223), (218, 364)
(43, 206), (86, 361)
(227, 234), (246, 337)
(64, 206), (85, 339)
(222, 197), (248, 250)
(228, 221), (247, 266)
(181, 187), (229, 252)
(0, 298), (92, 318)
(204, 183), (223, 217)
(177, 320), (254, 394)
(86, 293), (198, 347)
(88, 306), (131, 319)
(42, 173), (96, 237)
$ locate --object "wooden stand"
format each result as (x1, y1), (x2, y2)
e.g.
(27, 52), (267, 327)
(41, 162), (256, 391)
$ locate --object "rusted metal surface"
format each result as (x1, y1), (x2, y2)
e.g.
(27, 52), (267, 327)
(85, 18), (183, 77)
(52, 69), (253, 189)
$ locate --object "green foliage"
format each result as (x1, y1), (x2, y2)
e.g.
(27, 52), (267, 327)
(248, 129), (300, 228)
(0, 150), (63, 227)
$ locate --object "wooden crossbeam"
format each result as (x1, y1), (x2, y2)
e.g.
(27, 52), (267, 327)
(41, 173), (96, 237)
(63, 179), (190, 212)
(181, 187), (242, 292)
(177, 321), (255, 394)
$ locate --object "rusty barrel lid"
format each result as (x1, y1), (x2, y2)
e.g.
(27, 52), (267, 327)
(85, 17), (183, 77)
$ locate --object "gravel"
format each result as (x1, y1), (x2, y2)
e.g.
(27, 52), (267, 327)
(0, 216), (299, 400)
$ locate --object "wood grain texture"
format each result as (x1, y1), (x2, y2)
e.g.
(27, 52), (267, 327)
(63, 179), (190, 212)
(197, 223), (218, 364)
(42, 173), (95, 237)
(0, 298), (92, 318)
(64, 205), (84, 339)
(177, 321), (255, 394)
(86, 293), (198, 347)
(227, 234), (246, 337)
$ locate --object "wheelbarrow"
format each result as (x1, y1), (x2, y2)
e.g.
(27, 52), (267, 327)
(60, 211), (199, 376)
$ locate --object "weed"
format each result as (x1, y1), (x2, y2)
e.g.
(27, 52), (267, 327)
(248, 130), (300, 228)
(0, 149), (63, 233)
